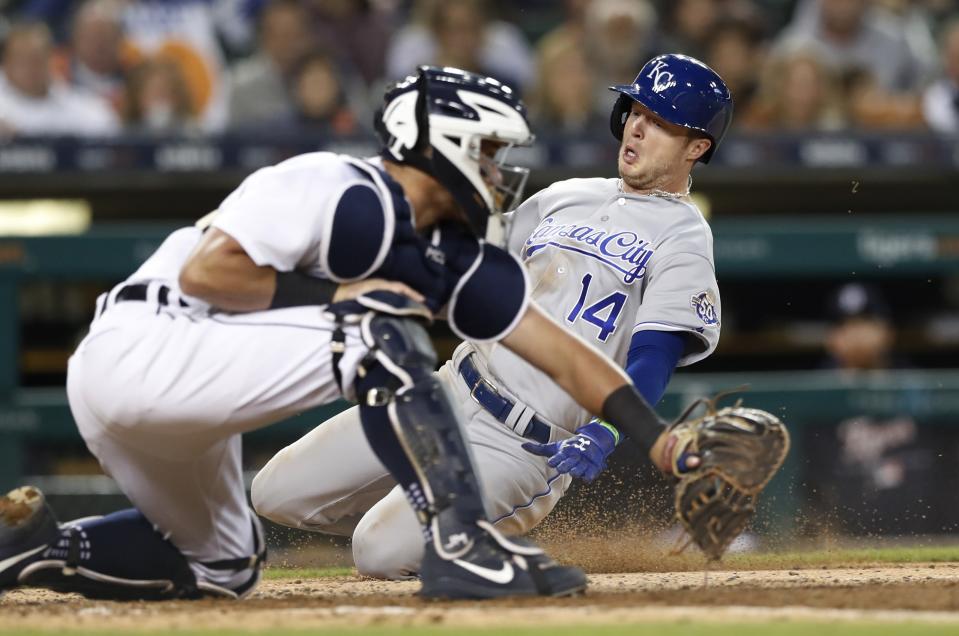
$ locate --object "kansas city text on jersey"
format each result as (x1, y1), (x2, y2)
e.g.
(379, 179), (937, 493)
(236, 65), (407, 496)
(524, 216), (654, 284)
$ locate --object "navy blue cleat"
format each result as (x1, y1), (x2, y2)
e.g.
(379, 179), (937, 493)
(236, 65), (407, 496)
(419, 520), (587, 600)
(0, 486), (60, 590)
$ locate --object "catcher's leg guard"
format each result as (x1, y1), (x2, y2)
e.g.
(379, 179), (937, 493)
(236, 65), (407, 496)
(347, 296), (586, 598)
(14, 505), (265, 600)
(354, 311), (487, 559)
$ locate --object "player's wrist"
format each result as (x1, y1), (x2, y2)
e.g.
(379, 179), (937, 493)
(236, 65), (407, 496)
(271, 271), (339, 309)
(600, 384), (666, 457)
(577, 420), (619, 453)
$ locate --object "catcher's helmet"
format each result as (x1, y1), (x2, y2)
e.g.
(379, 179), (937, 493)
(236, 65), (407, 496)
(375, 66), (534, 239)
(609, 54), (733, 163)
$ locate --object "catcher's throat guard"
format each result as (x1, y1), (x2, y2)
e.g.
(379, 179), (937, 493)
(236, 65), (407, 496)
(668, 396), (790, 561)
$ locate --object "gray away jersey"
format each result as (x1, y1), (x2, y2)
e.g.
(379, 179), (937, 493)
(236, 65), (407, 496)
(460, 177), (721, 434)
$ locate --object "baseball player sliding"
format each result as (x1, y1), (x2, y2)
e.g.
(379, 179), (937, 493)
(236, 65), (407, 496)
(253, 54), (733, 578)
(0, 62), (719, 601)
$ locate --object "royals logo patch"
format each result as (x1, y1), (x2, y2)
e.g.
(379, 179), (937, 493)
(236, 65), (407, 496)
(691, 291), (719, 326)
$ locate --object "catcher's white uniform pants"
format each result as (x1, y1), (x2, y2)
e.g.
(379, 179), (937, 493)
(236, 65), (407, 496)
(66, 291), (368, 588)
(252, 348), (572, 580)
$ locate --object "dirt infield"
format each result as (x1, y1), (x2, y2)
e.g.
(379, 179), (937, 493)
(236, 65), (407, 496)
(2, 564), (959, 631)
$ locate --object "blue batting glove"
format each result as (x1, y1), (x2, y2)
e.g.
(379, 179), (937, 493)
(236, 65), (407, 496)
(522, 420), (620, 483)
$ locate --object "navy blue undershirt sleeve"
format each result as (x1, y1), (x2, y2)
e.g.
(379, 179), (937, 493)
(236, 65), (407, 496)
(625, 330), (686, 406)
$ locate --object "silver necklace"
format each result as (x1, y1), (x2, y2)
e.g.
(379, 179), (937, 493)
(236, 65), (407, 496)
(618, 175), (693, 199)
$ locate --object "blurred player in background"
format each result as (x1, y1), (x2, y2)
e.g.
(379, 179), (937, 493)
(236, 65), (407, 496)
(805, 282), (939, 536)
(824, 282), (898, 373)
(253, 53), (731, 579)
(0, 66), (693, 601)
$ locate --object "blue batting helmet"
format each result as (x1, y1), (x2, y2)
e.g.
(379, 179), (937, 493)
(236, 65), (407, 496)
(609, 54), (733, 163)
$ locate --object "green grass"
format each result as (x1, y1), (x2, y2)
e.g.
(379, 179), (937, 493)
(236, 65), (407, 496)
(2, 624), (956, 636)
(723, 544), (959, 570)
(257, 545), (959, 580)
(261, 566), (353, 580)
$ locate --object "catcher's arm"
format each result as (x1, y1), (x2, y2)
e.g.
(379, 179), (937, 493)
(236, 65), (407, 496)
(180, 228), (424, 311)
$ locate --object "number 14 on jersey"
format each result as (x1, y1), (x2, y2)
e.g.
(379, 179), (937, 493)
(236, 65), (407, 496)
(566, 274), (627, 342)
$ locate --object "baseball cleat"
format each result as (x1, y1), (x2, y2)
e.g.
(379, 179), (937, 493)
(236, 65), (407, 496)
(419, 521), (587, 600)
(0, 486), (60, 589)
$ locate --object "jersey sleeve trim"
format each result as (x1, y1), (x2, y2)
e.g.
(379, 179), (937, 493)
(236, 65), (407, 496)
(447, 241), (531, 343)
(632, 321), (712, 367)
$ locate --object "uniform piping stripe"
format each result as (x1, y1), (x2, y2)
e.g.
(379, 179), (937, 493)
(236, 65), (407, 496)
(634, 322), (712, 366)
(634, 321), (712, 343)
(491, 472), (563, 525)
(633, 320), (703, 332)
(208, 316), (338, 332)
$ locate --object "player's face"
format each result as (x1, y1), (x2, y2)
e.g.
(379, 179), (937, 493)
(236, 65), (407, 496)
(478, 139), (505, 192)
(826, 317), (893, 370)
(617, 101), (701, 193)
(474, 138), (530, 215)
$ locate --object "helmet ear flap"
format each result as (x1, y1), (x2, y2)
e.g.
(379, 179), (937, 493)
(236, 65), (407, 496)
(610, 94), (631, 141)
(375, 68), (432, 168)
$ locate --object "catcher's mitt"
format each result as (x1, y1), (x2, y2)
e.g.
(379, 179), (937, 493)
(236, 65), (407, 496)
(668, 396), (790, 560)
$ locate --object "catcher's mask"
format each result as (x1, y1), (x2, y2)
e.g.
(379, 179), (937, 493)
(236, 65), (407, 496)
(609, 53), (733, 164)
(374, 66), (534, 244)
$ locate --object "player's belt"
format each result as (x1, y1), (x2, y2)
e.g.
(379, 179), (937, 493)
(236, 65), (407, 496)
(96, 282), (188, 319)
(115, 284), (188, 307)
(458, 354), (551, 444)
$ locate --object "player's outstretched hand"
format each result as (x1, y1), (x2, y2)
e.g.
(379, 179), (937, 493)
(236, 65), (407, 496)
(522, 420), (618, 482)
(332, 278), (426, 304)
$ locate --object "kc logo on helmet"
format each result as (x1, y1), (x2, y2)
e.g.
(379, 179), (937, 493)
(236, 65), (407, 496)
(646, 60), (676, 93)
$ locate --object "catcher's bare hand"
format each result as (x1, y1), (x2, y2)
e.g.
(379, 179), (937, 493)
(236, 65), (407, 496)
(650, 430), (701, 475)
(332, 278), (425, 304)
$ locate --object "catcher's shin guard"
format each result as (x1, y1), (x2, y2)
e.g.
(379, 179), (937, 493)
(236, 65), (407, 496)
(354, 310), (487, 559)
(16, 507), (265, 600)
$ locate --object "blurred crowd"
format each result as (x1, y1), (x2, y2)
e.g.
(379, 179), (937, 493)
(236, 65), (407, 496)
(0, 0), (956, 139)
